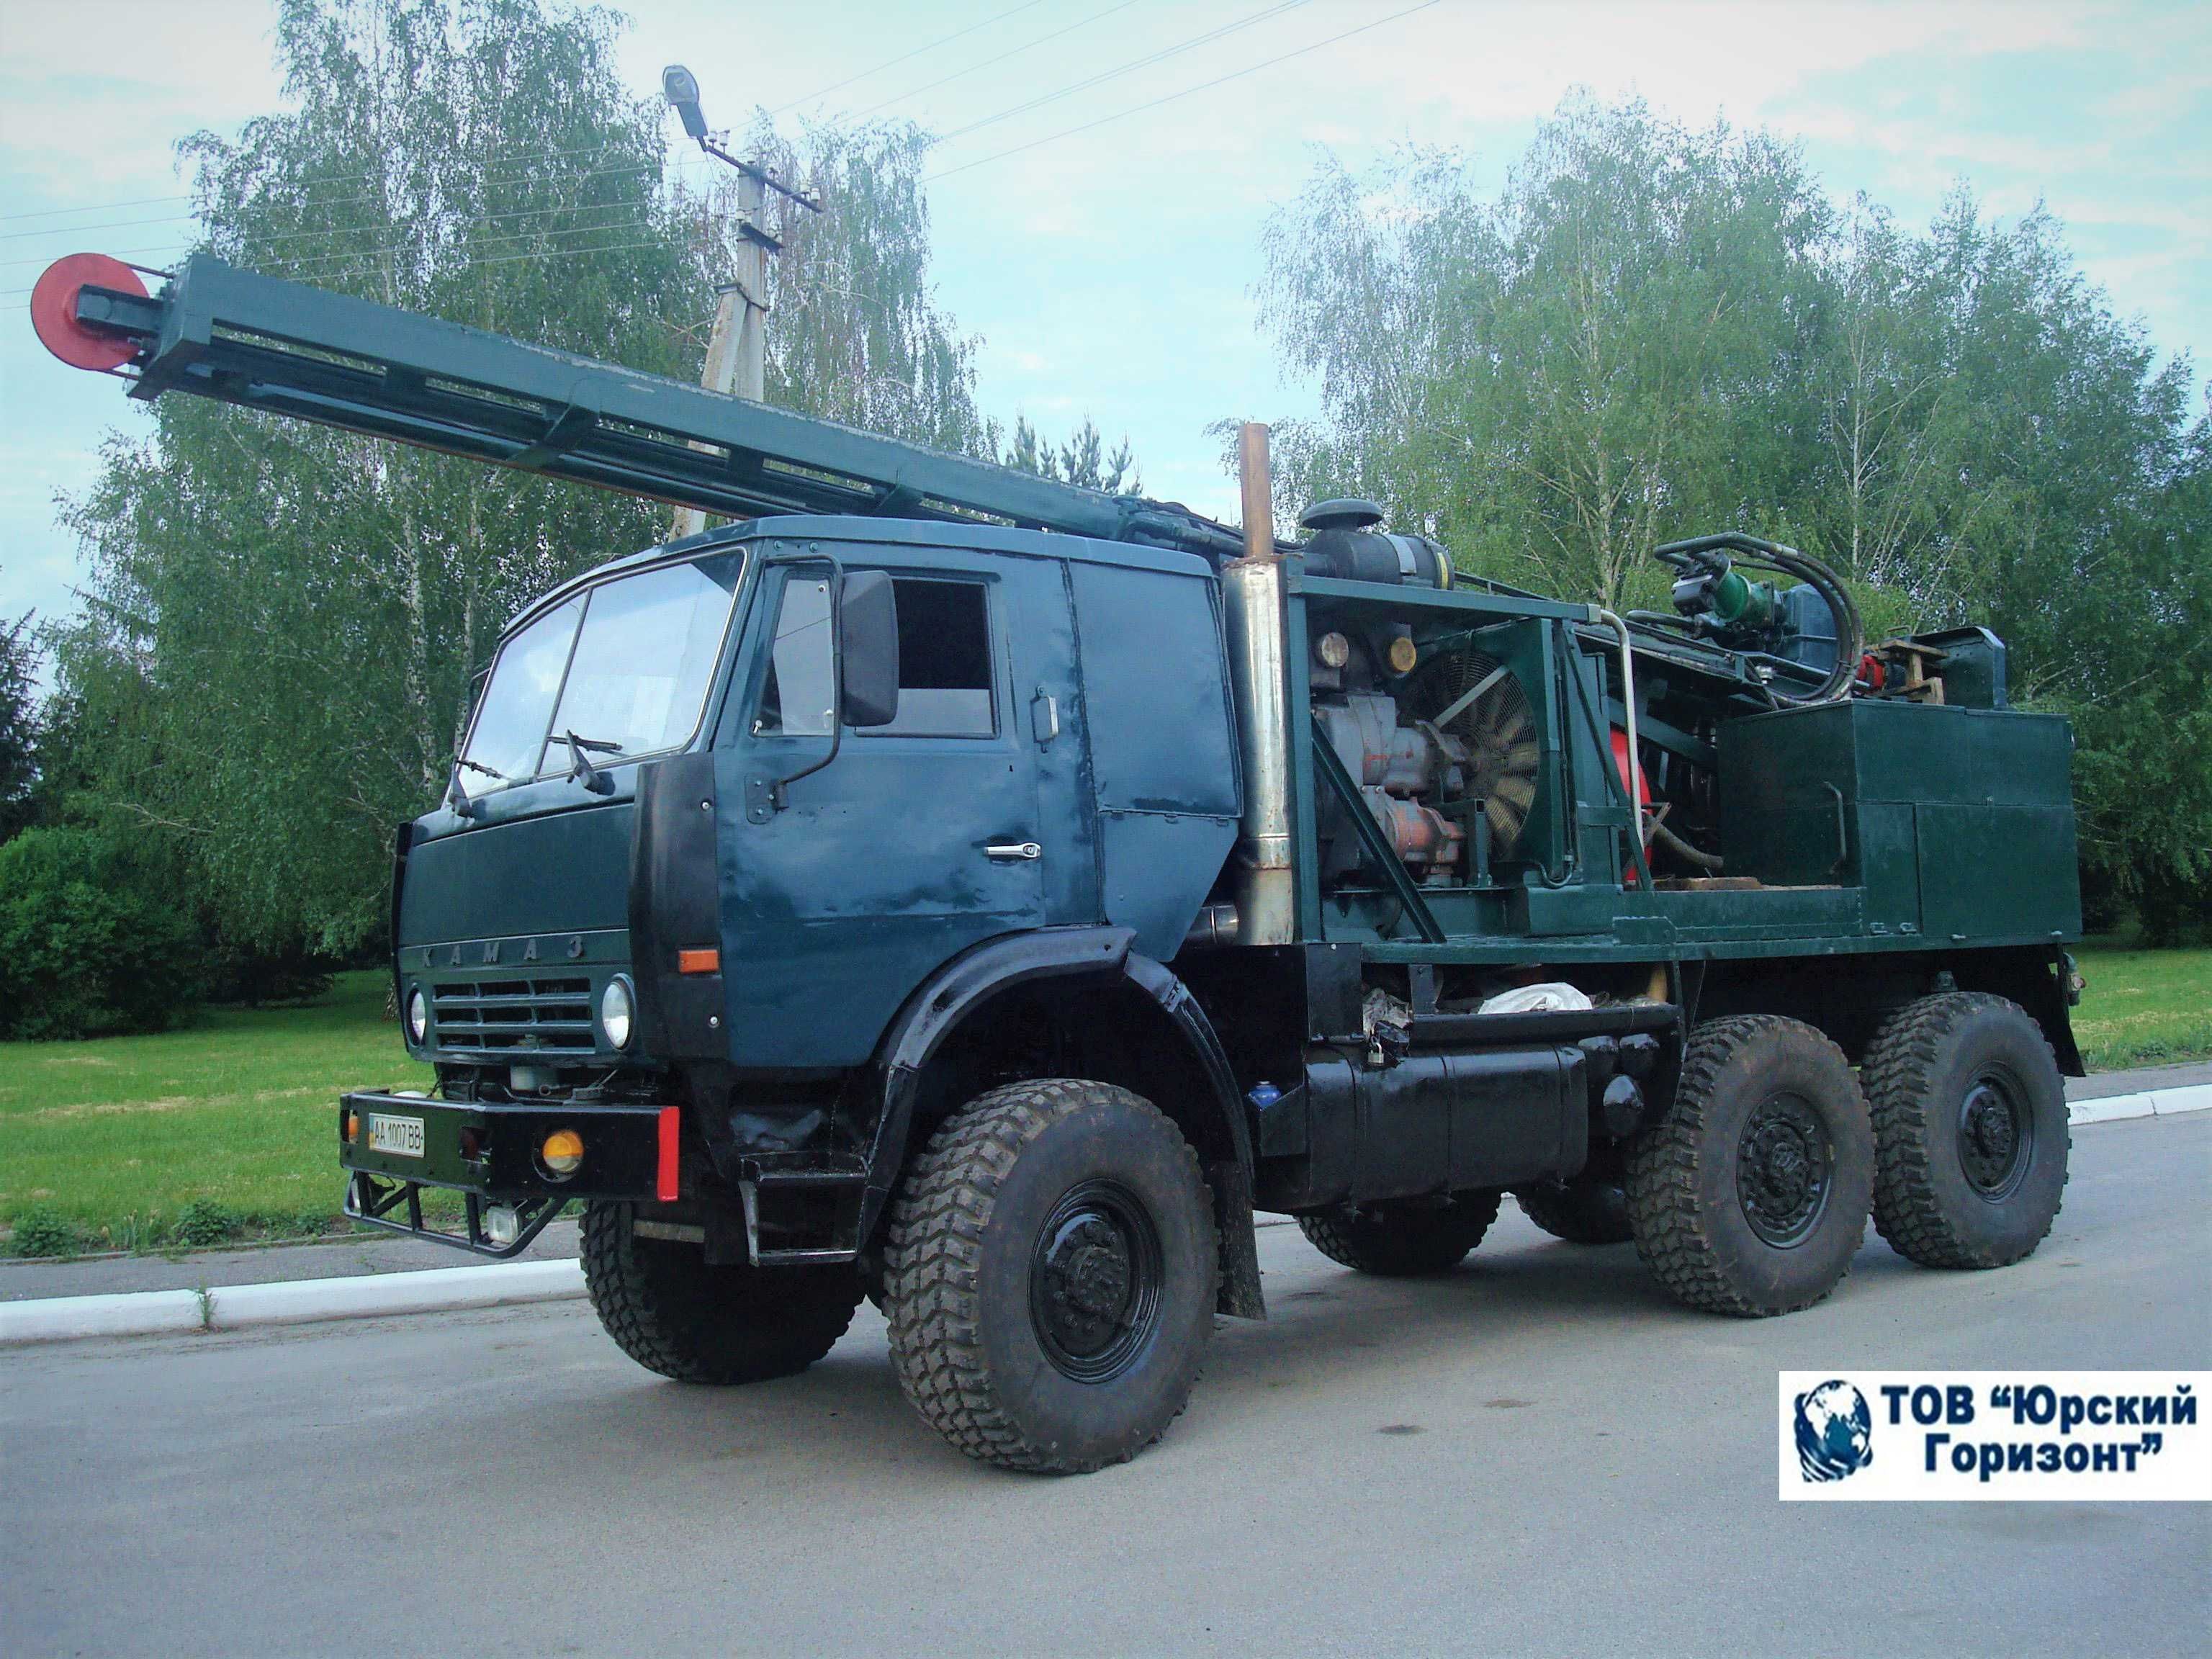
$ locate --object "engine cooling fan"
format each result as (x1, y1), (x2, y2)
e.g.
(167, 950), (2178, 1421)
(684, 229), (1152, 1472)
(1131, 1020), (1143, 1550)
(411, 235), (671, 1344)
(1407, 650), (1540, 854)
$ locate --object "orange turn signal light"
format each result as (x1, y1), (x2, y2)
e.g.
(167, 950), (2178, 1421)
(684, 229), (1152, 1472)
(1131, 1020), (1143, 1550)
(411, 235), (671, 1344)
(677, 947), (720, 976)
(541, 1129), (585, 1178)
(344, 1110), (360, 1143)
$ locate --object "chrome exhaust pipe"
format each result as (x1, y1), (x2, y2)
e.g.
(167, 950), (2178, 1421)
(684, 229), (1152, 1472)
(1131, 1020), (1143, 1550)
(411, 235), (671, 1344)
(1223, 423), (1295, 945)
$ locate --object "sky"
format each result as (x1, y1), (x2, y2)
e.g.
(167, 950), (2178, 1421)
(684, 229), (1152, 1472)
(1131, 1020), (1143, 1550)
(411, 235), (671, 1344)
(2, 0), (2206, 657)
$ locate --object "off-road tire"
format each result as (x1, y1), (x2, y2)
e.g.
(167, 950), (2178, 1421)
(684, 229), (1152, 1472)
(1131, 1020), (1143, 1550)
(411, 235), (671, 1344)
(1297, 1190), (1503, 1276)
(1512, 1178), (1634, 1244)
(881, 1079), (1218, 1475)
(1625, 1015), (1874, 1317)
(580, 1201), (862, 1384)
(1863, 992), (2069, 1269)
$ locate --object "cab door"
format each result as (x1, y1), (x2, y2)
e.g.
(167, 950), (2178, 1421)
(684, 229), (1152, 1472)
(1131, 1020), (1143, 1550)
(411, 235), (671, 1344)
(714, 543), (1081, 1070)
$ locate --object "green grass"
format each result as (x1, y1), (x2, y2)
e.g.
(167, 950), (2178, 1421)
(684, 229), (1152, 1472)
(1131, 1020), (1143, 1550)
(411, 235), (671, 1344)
(2072, 941), (2212, 1072)
(0, 971), (430, 1254)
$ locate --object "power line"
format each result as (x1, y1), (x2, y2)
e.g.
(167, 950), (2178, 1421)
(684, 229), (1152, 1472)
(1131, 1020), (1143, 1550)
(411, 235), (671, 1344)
(0, 130), (685, 234)
(927, 0), (1309, 148)
(8, 3), (1307, 267)
(0, 225), (925, 313)
(8, 3), (1439, 300)
(6, 0), (1303, 248)
(1, 144), (709, 255)
(925, 0), (1440, 184)
(0, 210), (199, 244)
(769, 0), (1054, 114)
(1, 153), (727, 273)
(0, 192), (194, 225)
(851, 0), (1143, 121)
(0, 224), (680, 305)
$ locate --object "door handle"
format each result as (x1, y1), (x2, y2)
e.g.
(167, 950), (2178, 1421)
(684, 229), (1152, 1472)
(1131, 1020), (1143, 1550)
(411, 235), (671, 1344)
(984, 842), (1043, 861)
(1030, 686), (1059, 745)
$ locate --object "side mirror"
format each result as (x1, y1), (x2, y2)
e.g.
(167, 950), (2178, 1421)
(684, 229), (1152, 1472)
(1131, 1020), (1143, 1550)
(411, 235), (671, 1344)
(839, 570), (899, 729)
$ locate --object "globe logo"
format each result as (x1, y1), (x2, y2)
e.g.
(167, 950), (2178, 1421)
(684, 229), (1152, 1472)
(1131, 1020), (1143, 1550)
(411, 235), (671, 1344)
(1794, 1380), (1874, 1481)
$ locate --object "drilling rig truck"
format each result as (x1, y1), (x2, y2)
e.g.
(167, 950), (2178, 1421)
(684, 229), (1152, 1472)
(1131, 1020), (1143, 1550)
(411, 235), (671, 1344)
(34, 251), (2084, 1473)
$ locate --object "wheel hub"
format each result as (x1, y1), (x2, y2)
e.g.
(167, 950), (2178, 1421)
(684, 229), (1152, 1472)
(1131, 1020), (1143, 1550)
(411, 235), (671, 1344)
(1029, 1180), (1164, 1383)
(1957, 1074), (2031, 1197)
(1737, 1094), (1833, 1247)
(1043, 1216), (1133, 1340)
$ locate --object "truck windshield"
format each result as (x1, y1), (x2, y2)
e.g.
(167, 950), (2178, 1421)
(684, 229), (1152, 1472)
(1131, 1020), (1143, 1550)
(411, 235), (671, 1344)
(459, 551), (744, 793)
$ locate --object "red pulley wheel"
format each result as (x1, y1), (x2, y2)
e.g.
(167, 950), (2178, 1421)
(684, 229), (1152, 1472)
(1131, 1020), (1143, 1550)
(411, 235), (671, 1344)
(30, 253), (148, 372)
(1609, 727), (1652, 807)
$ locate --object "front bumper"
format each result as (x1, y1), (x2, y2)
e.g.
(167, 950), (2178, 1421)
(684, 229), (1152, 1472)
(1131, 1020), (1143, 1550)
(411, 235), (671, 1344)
(339, 1089), (676, 1259)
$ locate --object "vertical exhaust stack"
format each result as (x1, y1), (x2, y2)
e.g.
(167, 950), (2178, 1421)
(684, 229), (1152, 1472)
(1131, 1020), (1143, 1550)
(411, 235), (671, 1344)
(1222, 423), (1296, 945)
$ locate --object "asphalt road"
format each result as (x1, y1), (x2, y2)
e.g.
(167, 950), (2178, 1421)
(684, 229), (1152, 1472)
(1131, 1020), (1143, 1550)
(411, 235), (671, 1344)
(5, 1115), (2206, 1659)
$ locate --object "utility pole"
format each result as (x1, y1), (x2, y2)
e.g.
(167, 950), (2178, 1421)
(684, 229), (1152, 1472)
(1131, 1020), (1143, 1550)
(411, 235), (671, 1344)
(662, 65), (821, 539)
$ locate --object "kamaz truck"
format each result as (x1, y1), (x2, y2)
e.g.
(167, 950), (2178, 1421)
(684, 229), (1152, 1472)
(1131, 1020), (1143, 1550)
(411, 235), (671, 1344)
(35, 252), (2084, 1472)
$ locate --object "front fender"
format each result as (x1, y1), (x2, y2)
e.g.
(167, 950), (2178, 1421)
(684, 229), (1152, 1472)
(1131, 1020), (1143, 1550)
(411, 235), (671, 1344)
(855, 927), (1264, 1318)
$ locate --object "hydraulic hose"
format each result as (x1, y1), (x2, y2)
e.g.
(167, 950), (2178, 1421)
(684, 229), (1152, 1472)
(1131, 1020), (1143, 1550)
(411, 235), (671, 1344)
(1651, 815), (1726, 872)
(1652, 533), (1863, 706)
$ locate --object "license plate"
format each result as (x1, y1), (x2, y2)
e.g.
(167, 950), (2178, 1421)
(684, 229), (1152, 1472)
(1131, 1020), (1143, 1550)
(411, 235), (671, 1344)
(366, 1112), (426, 1157)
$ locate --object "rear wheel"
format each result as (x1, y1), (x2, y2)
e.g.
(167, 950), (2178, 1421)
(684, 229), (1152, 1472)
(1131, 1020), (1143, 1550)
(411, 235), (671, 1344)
(1625, 1015), (1873, 1317)
(1863, 992), (2069, 1269)
(580, 1201), (862, 1384)
(1512, 1178), (1633, 1244)
(1297, 1191), (1503, 1276)
(882, 1079), (1217, 1474)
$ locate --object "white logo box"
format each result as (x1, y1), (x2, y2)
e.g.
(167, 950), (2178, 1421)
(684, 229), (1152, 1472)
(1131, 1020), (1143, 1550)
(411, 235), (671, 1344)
(1779, 1370), (2209, 1501)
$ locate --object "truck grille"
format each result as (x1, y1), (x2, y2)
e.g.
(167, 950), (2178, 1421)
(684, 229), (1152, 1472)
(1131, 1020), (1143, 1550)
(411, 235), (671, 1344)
(431, 976), (596, 1052)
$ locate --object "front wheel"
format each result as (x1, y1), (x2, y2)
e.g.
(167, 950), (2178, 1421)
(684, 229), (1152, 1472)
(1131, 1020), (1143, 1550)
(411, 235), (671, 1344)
(881, 1079), (1218, 1474)
(580, 1202), (863, 1384)
(1863, 992), (2069, 1269)
(1625, 1015), (1874, 1317)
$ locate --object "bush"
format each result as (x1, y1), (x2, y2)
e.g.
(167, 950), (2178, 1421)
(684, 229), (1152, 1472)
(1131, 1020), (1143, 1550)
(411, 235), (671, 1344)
(171, 1198), (243, 1248)
(0, 826), (200, 1038)
(7, 1205), (81, 1259)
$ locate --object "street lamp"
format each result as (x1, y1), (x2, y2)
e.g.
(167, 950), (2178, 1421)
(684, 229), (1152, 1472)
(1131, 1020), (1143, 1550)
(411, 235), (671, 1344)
(662, 64), (708, 140)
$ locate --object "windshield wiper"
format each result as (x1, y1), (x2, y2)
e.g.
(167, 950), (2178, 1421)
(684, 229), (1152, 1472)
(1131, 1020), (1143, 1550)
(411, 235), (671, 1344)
(442, 756), (508, 820)
(551, 730), (621, 795)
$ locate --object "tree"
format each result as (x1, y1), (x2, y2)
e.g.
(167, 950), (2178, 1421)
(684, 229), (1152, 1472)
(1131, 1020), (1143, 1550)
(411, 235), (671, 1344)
(0, 826), (200, 1038)
(1257, 99), (1833, 606)
(57, 0), (702, 957)
(1001, 414), (1141, 493)
(0, 603), (36, 844)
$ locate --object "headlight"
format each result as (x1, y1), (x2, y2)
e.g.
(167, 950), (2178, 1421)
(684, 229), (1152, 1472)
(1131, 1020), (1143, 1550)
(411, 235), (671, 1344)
(406, 986), (429, 1045)
(601, 976), (634, 1050)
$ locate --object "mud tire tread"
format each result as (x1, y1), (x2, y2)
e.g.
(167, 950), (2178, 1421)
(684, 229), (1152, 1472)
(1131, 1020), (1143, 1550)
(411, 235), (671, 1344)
(881, 1079), (1215, 1475)
(1296, 1190), (1503, 1276)
(1624, 1014), (1867, 1318)
(1863, 992), (2068, 1270)
(1512, 1179), (1634, 1245)
(580, 1200), (860, 1385)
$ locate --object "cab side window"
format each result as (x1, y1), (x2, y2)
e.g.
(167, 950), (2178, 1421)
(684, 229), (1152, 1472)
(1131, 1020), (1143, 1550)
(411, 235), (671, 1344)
(871, 577), (996, 738)
(754, 570), (835, 736)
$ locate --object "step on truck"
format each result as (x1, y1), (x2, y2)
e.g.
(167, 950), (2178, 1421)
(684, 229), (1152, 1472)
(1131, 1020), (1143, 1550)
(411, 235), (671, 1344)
(36, 253), (2085, 1472)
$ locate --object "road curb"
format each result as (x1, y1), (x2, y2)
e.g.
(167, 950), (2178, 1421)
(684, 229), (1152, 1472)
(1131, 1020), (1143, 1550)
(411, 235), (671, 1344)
(0, 1287), (207, 1344)
(2069, 1082), (2211, 1125)
(1, 1105), (2200, 1348)
(1, 1260), (584, 1346)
